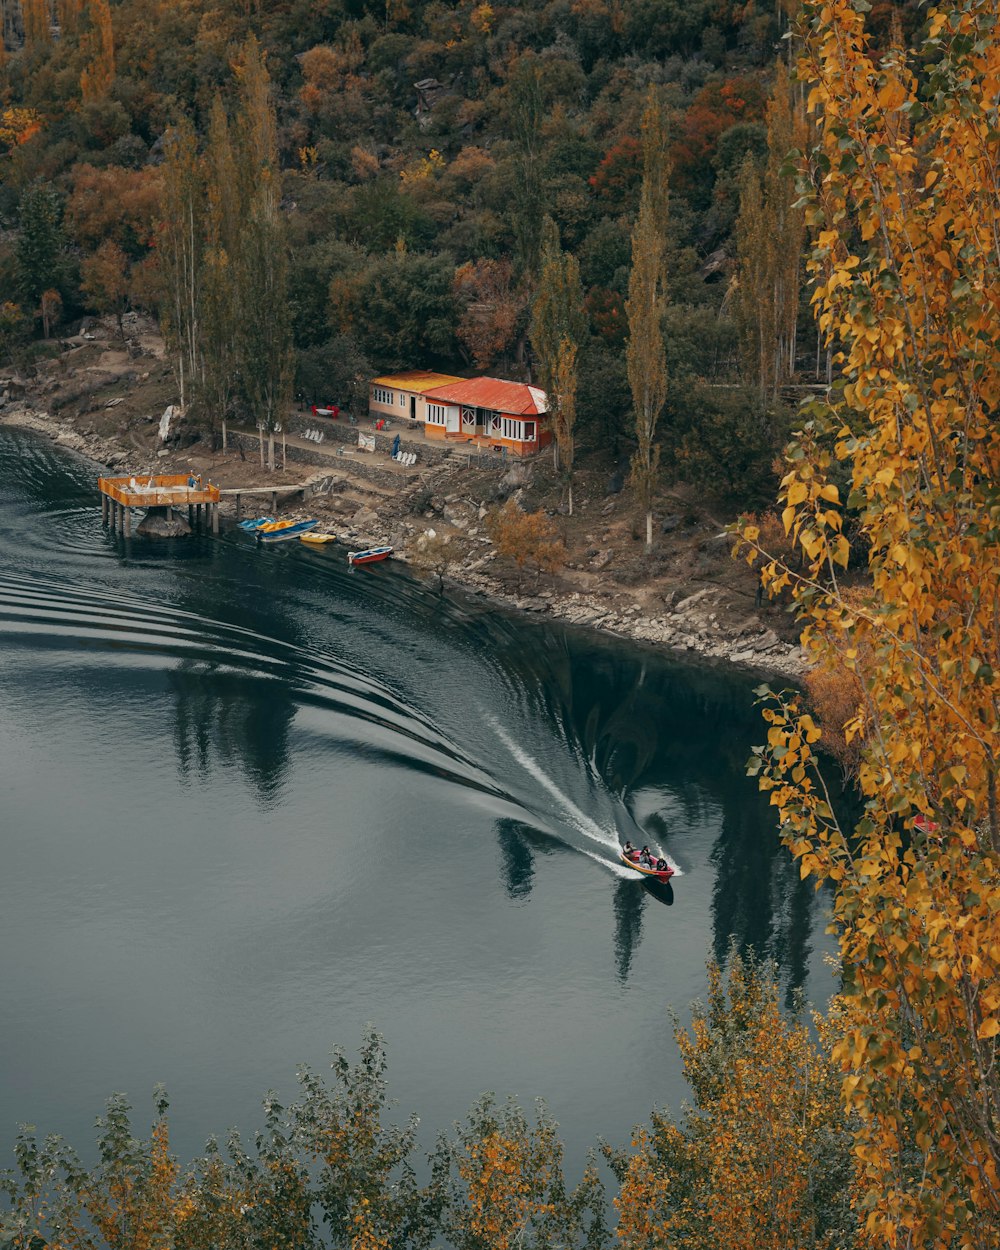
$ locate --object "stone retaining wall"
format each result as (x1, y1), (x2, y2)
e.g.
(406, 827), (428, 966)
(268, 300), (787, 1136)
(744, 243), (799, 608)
(287, 416), (513, 469)
(227, 430), (416, 491)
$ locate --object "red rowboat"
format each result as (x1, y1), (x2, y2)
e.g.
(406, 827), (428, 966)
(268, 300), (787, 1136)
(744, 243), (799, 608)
(347, 546), (393, 566)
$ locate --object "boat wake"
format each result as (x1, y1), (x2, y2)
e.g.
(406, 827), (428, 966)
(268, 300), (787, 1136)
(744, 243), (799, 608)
(485, 716), (681, 878)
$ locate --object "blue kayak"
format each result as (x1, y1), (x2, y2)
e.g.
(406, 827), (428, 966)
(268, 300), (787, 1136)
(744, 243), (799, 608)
(258, 518), (319, 543)
(238, 516), (275, 531)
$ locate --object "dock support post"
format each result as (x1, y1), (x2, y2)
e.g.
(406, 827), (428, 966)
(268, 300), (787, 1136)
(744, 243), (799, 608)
(188, 504), (194, 525)
(123, 506), (131, 538)
(271, 490), (277, 513)
(111, 500), (117, 532)
(235, 494), (242, 522)
(101, 494), (108, 525)
(212, 503), (219, 535)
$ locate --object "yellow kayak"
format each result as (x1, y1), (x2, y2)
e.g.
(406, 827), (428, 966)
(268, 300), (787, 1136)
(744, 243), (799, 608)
(300, 532), (339, 544)
(257, 519), (319, 542)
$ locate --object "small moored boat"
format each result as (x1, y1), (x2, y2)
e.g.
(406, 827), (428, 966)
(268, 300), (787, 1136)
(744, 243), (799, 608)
(258, 518), (319, 543)
(300, 531), (339, 544)
(238, 516), (275, 531)
(620, 848), (674, 882)
(348, 546), (393, 566)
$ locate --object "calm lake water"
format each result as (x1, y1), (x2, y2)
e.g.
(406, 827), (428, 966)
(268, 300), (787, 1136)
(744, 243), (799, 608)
(0, 426), (836, 1173)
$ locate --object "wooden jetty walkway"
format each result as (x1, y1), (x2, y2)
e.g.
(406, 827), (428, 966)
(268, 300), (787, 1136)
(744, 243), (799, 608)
(218, 483), (312, 521)
(98, 475), (315, 535)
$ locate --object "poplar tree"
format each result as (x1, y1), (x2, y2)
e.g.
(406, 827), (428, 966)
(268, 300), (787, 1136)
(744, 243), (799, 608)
(231, 35), (292, 472)
(626, 89), (670, 552)
(734, 63), (804, 404)
(530, 216), (584, 509)
(740, 3), (1000, 1244)
(200, 97), (240, 450)
(508, 55), (546, 278)
(158, 119), (203, 417)
(79, 0), (114, 102)
(550, 336), (579, 515)
(56, 0), (82, 36)
(21, 0), (50, 49)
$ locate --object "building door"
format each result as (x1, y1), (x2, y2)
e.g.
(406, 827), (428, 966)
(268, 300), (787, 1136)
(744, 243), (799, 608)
(410, 395), (416, 420)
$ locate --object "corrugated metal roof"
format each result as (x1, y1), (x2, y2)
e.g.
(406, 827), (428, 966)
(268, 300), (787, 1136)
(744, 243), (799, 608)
(372, 370), (463, 393)
(422, 377), (549, 416)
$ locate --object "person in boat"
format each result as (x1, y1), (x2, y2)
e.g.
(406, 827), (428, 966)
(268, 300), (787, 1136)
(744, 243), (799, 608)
(639, 846), (652, 867)
(622, 840), (636, 859)
(656, 858), (668, 873)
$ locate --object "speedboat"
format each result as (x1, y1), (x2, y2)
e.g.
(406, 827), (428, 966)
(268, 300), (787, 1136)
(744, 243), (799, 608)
(347, 546), (393, 566)
(620, 848), (674, 881)
(258, 518), (319, 543)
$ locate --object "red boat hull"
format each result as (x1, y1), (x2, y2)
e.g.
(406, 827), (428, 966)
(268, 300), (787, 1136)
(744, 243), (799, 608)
(620, 852), (674, 881)
(348, 548), (392, 566)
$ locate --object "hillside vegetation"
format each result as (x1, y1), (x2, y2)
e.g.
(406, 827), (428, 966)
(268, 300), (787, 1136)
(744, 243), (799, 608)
(0, 0), (912, 504)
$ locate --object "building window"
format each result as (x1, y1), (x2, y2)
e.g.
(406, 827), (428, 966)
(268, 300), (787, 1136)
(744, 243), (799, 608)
(400, 393), (407, 407)
(372, 386), (394, 405)
(427, 403), (446, 424)
(523, 421), (536, 441)
(501, 417), (521, 440)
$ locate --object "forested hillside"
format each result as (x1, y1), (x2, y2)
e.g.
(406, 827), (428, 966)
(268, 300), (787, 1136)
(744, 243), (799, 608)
(0, 0), (919, 500)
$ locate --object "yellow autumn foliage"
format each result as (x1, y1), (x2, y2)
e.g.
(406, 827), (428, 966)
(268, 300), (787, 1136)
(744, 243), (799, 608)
(738, 2), (1000, 1245)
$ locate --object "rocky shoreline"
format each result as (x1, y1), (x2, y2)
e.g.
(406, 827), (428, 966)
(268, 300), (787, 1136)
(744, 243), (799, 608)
(1, 401), (808, 681)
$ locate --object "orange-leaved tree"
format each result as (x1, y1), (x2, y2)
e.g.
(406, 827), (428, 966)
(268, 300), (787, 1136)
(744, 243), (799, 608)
(486, 498), (566, 589)
(607, 952), (854, 1250)
(446, 1095), (606, 1250)
(0, 1090), (195, 1250)
(737, 1), (1000, 1245)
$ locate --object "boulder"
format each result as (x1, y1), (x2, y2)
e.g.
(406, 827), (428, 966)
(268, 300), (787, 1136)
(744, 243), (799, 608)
(137, 507), (191, 538)
(751, 628), (780, 653)
(661, 588), (683, 612)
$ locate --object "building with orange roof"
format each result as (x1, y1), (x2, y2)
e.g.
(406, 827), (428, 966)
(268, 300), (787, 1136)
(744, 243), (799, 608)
(419, 376), (550, 457)
(369, 370), (463, 426)
(368, 370), (552, 456)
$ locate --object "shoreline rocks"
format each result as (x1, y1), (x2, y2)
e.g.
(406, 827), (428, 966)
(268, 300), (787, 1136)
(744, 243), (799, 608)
(1, 401), (807, 680)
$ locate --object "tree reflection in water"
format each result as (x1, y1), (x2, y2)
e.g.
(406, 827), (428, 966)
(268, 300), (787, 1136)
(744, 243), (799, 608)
(496, 818), (535, 900)
(488, 620), (822, 997)
(613, 879), (645, 983)
(170, 663), (295, 807)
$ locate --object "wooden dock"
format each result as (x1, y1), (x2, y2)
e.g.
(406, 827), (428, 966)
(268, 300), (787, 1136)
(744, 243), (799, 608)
(218, 483), (312, 521)
(98, 474), (222, 536)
